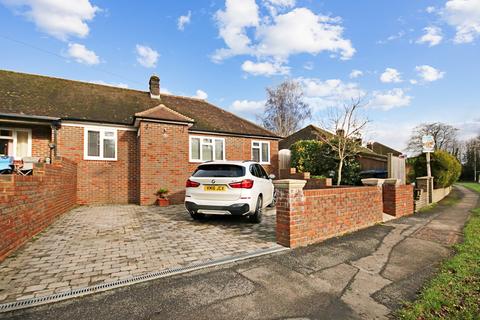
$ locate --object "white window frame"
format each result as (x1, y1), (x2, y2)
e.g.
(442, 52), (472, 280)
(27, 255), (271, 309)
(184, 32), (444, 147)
(84, 127), (118, 161)
(251, 140), (270, 164)
(189, 135), (226, 163)
(0, 127), (32, 159)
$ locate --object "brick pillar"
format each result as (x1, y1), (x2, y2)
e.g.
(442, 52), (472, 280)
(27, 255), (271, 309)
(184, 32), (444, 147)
(382, 179), (414, 217)
(272, 179), (307, 248)
(416, 176), (433, 204)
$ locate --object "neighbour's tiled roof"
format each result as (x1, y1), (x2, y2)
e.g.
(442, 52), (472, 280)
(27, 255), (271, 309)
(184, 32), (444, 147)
(0, 69), (278, 138)
(367, 141), (402, 156)
(280, 124), (386, 159)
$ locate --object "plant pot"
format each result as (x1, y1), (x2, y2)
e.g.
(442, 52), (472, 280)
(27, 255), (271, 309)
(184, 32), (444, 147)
(157, 198), (169, 207)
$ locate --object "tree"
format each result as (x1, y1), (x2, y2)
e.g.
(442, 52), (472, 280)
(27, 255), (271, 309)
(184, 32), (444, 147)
(461, 135), (480, 181)
(406, 122), (459, 155)
(260, 80), (311, 137)
(318, 98), (368, 185)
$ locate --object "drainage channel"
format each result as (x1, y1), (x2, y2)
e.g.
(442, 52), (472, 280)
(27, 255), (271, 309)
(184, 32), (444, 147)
(0, 246), (288, 313)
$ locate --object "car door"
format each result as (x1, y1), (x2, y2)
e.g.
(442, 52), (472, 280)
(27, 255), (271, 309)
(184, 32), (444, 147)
(255, 164), (273, 205)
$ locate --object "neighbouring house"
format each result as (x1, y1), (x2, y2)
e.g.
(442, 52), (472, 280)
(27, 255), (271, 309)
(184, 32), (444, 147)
(0, 69), (280, 205)
(279, 124), (401, 173)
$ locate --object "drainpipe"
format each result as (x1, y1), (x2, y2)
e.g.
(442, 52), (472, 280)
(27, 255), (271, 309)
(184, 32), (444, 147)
(50, 121), (60, 160)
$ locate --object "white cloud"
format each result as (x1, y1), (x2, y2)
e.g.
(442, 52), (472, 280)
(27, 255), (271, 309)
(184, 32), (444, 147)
(417, 26), (443, 46)
(1, 0), (99, 40)
(230, 99), (265, 112)
(135, 45), (159, 68)
(263, 0), (295, 7)
(193, 89), (208, 100)
(213, 1), (355, 66)
(256, 8), (355, 61)
(415, 65), (445, 82)
(241, 60), (289, 76)
(380, 68), (402, 83)
(67, 43), (99, 65)
(426, 6), (436, 13)
(443, 0), (480, 43)
(212, 0), (259, 61)
(303, 61), (314, 70)
(368, 88), (412, 110)
(299, 77), (366, 110)
(409, 79), (418, 85)
(89, 80), (128, 88)
(349, 69), (363, 79)
(177, 10), (191, 31)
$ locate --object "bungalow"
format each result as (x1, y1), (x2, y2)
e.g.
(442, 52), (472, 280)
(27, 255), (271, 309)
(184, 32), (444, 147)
(0, 69), (280, 205)
(279, 124), (401, 174)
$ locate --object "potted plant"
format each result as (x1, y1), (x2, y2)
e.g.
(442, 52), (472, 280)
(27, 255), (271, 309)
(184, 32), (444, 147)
(155, 188), (169, 206)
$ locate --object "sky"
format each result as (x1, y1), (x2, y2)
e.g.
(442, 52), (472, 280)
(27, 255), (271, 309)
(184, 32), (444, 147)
(0, 0), (479, 151)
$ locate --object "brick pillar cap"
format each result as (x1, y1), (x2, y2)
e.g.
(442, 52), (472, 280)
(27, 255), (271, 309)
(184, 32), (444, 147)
(361, 178), (385, 186)
(384, 178), (401, 185)
(273, 179), (307, 189)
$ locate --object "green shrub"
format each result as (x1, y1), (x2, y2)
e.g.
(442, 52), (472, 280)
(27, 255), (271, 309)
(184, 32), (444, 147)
(290, 140), (361, 185)
(411, 150), (461, 188)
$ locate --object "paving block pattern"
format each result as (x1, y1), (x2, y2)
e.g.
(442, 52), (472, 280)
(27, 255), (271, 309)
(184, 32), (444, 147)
(0, 205), (279, 303)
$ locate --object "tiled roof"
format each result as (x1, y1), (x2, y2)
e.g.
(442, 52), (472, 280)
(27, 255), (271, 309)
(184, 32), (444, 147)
(0, 69), (278, 138)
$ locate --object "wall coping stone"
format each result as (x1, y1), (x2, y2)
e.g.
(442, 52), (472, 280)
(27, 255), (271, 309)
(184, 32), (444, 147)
(273, 179), (307, 189)
(384, 178), (401, 185)
(361, 178), (385, 186)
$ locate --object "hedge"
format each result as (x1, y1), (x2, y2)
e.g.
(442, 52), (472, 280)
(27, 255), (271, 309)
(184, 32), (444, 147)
(411, 150), (461, 188)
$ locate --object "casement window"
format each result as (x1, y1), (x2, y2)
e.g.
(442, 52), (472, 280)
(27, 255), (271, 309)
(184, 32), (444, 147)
(252, 141), (270, 164)
(84, 127), (117, 160)
(0, 128), (32, 159)
(189, 136), (225, 162)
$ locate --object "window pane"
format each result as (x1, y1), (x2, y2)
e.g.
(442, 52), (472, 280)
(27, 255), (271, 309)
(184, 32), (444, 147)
(88, 131), (100, 157)
(202, 144), (213, 161)
(0, 129), (13, 137)
(104, 131), (114, 138)
(203, 138), (212, 144)
(261, 143), (269, 163)
(252, 148), (260, 162)
(103, 139), (115, 159)
(214, 139), (223, 160)
(0, 139), (9, 156)
(191, 138), (200, 160)
(16, 131), (29, 158)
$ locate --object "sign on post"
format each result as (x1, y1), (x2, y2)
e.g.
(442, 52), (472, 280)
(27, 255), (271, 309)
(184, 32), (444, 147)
(422, 135), (435, 153)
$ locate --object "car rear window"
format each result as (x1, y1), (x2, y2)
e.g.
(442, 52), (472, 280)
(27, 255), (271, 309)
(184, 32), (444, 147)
(193, 164), (245, 177)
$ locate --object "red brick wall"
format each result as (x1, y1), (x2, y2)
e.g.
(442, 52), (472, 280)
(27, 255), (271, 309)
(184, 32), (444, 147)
(275, 182), (383, 248)
(57, 125), (139, 204)
(139, 121), (190, 205)
(31, 125), (51, 160)
(383, 184), (414, 217)
(0, 157), (77, 262)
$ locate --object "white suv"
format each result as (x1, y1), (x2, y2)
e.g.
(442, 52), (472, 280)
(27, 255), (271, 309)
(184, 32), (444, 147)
(184, 161), (275, 223)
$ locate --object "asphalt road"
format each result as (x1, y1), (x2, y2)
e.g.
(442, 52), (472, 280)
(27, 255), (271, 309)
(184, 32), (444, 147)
(1, 185), (477, 320)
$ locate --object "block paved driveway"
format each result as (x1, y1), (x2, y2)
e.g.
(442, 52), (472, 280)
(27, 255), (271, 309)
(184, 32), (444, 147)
(0, 205), (279, 304)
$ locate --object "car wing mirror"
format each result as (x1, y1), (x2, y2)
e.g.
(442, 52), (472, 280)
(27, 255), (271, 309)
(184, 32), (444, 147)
(268, 174), (276, 180)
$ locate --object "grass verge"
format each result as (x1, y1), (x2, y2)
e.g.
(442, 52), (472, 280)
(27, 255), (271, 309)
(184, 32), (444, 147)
(398, 183), (480, 320)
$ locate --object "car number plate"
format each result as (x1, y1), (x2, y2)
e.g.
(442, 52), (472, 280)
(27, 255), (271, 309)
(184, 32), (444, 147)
(204, 185), (227, 192)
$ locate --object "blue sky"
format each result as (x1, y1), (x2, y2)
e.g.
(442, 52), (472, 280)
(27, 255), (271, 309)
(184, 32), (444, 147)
(0, 0), (479, 150)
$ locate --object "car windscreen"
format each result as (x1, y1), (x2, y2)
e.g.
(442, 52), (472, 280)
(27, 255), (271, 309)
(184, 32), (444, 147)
(192, 164), (245, 177)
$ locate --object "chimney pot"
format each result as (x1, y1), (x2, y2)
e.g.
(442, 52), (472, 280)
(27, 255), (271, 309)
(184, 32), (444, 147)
(149, 75), (160, 100)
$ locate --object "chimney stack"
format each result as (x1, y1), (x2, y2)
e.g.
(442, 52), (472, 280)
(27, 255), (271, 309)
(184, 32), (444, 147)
(149, 75), (160, 100)
(336, 129), (345, 137)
